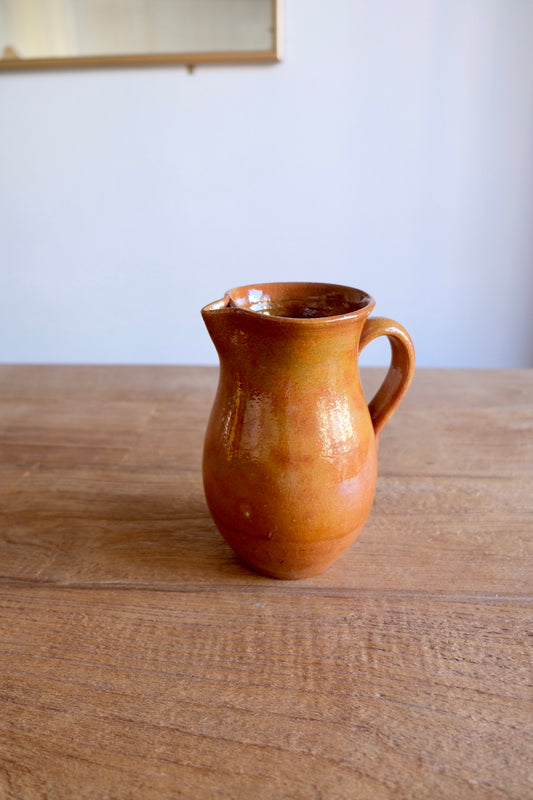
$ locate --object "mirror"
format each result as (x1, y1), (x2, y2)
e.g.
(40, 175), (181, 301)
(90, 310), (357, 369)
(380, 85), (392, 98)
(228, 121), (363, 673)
(0, 0), (282, 69)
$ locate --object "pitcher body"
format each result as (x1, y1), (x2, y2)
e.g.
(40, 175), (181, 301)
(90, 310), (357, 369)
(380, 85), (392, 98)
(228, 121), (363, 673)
(202, 282), (414, 579)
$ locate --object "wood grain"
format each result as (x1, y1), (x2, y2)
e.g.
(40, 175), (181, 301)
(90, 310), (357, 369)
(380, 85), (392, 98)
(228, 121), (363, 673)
(0, 366), (532, 799)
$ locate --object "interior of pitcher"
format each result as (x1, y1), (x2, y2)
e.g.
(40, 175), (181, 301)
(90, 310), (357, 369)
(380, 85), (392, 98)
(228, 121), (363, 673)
(226, 282), (373, 319)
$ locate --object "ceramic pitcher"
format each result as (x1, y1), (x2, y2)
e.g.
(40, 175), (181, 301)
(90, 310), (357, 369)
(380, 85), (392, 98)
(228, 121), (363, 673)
(202, 282), (415, 579)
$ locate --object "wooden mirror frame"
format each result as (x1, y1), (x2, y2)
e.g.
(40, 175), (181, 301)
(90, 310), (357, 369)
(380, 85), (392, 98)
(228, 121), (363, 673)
(0, 0), (282, 71)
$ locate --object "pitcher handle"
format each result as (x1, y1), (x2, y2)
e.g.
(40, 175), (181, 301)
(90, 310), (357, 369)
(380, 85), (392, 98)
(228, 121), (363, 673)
(358, 317), (415, 437)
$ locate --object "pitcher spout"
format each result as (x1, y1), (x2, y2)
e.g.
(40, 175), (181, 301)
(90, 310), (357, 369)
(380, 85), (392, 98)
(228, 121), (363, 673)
(201, 294), (239, 356)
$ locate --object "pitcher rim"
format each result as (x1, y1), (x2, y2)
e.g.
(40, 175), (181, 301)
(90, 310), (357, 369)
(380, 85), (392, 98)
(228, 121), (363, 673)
(202, 281), (376, 323)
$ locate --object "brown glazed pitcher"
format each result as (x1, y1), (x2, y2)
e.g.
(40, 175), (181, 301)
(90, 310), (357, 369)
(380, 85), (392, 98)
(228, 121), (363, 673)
(202, 282), (415, 579)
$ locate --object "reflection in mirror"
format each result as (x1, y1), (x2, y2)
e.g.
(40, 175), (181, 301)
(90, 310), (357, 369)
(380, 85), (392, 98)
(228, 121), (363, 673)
(0, 0), (281, 68)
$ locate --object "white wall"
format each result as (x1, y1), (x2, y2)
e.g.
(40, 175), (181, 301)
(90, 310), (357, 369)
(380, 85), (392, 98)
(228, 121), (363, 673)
(1, 0), (532, 367)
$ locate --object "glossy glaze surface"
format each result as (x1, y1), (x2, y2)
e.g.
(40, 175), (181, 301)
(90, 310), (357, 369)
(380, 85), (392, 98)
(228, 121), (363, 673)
(202, 282), (415, 579)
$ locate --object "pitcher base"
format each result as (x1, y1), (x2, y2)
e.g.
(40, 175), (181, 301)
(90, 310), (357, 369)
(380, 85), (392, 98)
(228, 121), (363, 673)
(216, 522), (365, 580)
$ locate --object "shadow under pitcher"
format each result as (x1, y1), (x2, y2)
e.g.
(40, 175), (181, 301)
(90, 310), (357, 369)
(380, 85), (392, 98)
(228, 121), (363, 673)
(201, 282), (415, 579)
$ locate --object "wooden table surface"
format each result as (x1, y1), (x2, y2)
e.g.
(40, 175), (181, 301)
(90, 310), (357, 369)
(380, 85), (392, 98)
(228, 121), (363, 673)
(0, 365), (531, 800)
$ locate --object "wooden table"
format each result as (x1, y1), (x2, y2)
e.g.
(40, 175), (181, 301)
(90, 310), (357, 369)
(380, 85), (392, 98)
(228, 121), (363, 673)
(0, 366), (531, 800)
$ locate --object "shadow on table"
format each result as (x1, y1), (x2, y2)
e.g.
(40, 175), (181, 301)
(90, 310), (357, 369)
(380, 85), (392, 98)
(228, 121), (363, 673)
(2, 487), (262, 588)
(78, 489), (258, 587)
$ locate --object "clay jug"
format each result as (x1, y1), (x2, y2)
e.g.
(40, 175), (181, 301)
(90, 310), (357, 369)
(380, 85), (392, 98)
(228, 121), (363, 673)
(202, 282), (415, 579)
